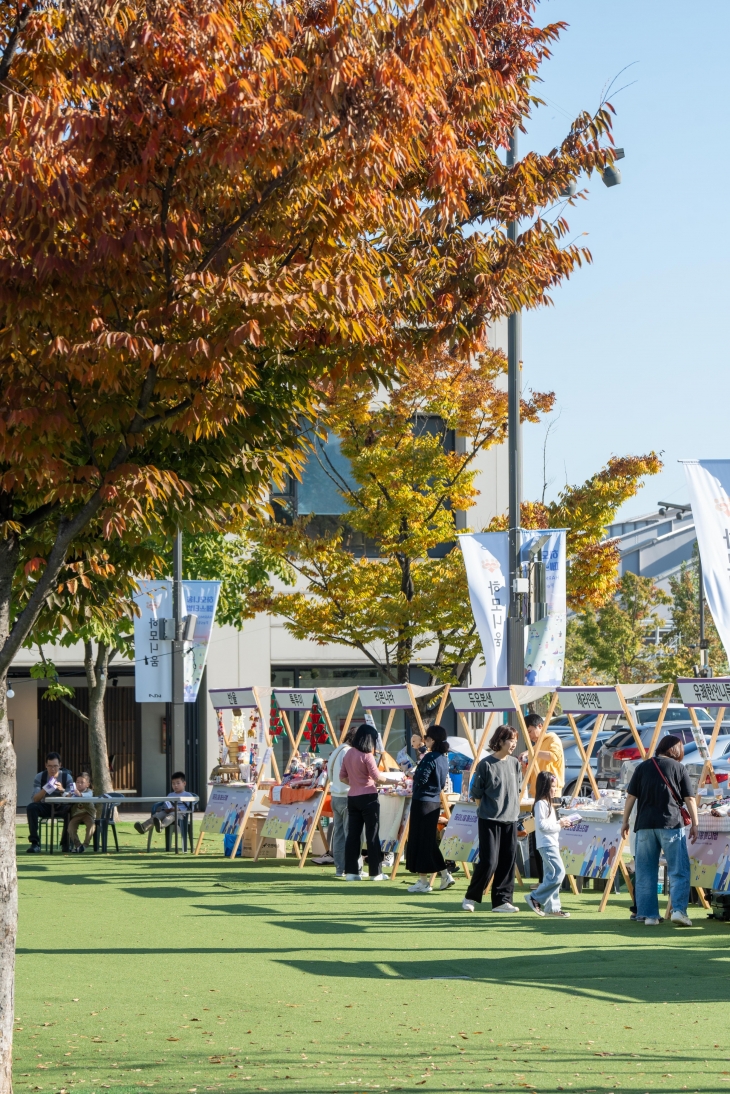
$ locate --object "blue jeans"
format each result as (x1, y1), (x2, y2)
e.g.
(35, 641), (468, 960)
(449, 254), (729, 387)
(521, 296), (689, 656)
(635, 827), (690, 919)
(532, 844), (566, 913)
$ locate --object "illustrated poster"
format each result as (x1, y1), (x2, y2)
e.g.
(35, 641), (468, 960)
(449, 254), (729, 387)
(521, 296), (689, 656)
(200, 786), (253, 834)
(559, 816), (623, 879)
(439, 802), (480, 863)
(260, 798), (321, 842)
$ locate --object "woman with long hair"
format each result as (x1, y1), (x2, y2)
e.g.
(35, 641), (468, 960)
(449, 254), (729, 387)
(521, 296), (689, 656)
(340, 723), (394, 881)
(524, 770), (571, 918)
(621, 733), (698, 926)
(406, 725), (453, 894)
(461, 724), (522, 914)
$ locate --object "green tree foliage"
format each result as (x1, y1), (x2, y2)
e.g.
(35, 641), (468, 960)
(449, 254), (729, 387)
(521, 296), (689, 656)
(658, 549), (729, 681)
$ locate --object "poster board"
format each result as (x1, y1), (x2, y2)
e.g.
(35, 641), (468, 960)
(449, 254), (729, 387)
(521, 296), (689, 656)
(689, 818), (730, 891)
(258, 797), (321, 843)
(378, 794), (409, 853)
(200, 786), (254, 835)
(439, 801), (480, 863)
(197, 685), (277, 857)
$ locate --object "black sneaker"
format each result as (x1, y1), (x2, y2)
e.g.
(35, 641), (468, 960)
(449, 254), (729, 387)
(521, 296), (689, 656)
(77, 844), (85, 854)
(134, 821), (145, 835)
(26, 843), (41, 854)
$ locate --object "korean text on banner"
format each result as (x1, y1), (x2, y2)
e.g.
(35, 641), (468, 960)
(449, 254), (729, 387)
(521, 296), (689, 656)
(458, 533), (509, 686)
(683, 460), (730, 664)
(133, 580), (172, 702)
(183, 580), (221, 702)
(458, 530), (566, 687)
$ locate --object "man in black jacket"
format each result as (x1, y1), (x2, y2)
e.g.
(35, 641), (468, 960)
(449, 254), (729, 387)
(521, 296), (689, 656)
(27, 752), (74, 853)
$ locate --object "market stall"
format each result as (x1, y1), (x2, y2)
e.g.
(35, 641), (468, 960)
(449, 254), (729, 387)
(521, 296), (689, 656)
(195, 686), (276, 857)
(677, 677), (730, 796)
(250, 686), (360, 868)
(357, 682), (449, 767)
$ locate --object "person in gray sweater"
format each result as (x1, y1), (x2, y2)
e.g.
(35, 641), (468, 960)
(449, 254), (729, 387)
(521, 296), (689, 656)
(462, 725), (522, 913)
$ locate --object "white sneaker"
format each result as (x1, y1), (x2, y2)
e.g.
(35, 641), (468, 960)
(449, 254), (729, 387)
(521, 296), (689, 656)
(492, 902), (520, 913)
(462, 899), (476, 912)
(524, 893), (545, 917)
(408, 879), (433, 893)
(367, 874), (388, 881)
(334, 873), (346, 880)
(345, 873), (363, 881)
(312, 853), (335, 866)
(644, 917), (662, 926)
(671, 910), (693, 927)
(439, 872), (455, 891)
(382, 852), (395, 867)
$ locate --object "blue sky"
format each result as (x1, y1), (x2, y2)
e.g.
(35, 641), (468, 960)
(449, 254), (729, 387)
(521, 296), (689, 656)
(519, 1), (730, 521)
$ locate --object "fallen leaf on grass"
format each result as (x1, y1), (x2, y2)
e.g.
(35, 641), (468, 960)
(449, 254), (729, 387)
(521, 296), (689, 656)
(167, 1037), (180, 1042)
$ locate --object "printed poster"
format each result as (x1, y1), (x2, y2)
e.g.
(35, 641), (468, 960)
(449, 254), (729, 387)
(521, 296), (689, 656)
(439, 802), (480, 863)
(689, 827), (730, 891)
(560, 816), (623, 879)
(376, 795), (409, 853)
(261, 798), (321, 842)
(200, 786), (253, 834)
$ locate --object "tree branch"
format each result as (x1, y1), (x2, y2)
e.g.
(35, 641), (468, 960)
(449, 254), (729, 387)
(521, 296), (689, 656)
(0, 1), (36, 83)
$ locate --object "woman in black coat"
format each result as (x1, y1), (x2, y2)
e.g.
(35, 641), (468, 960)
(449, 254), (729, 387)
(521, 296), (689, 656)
(405, 725), (453, 894)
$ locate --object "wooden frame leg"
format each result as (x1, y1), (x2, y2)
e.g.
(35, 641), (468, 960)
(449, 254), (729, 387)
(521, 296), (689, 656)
(298, 789), (328, 869)
(391, 817), (410, 881)
(598, 834), (627, 912)
(568, 874), (579, 896)
(618, 859), (634, 902)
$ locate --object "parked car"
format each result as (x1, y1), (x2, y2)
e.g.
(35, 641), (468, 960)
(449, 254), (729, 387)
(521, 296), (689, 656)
(618, 735), (730, 793)
(561, 729), (616, 796)
(594, 703), (717, 790)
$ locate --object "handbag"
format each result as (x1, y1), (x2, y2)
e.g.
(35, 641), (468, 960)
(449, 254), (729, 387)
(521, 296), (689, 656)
(651, 758), (692, 827)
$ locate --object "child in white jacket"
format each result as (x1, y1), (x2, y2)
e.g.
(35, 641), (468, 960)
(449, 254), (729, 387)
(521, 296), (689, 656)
(524, 771), (572, 918)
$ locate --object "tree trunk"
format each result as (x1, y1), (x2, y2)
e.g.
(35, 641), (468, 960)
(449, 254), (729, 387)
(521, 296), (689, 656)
(0, 534), (19, 1093)
(0, 673), (16, 1094)
(84, 642), (113, 795)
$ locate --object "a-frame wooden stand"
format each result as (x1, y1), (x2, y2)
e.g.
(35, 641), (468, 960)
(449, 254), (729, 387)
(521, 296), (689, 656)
(198, 686), (280, 857)
(356, 683), (449, 878)
(449, 684), (559, 894)
(554, 683), (673, 910)
(255, 686), (359, 868)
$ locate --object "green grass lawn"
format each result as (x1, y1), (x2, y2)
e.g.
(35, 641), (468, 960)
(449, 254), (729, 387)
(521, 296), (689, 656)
(13, 822), (730, 1094)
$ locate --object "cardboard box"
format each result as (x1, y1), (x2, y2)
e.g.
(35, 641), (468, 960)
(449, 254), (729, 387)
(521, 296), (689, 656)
(240, 815), (286, 859)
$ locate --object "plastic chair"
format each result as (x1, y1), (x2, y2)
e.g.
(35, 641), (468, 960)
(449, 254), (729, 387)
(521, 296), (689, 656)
(93, 794), (121, 853)
(38, 813), (65, 853)
(145, 808), (193, 852)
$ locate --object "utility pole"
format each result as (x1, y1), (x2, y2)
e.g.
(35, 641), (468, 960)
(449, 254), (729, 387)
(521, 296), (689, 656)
(506, 128), (526, 692)
(171, 530), (186, 773)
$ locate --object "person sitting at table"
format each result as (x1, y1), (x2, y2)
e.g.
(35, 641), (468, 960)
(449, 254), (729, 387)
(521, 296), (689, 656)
(133, 772), (189, 836)
(26, 752), (74, 853)
(67, 772), (96, 853)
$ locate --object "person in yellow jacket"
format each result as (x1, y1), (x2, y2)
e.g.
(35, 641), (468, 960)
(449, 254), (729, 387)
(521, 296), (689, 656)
(519, 713), (565, 796)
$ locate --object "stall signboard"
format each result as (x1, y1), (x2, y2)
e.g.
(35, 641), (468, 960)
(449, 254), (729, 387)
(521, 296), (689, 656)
(200, 786), (254, 834)
(272, 689), (317, 710)
(439, 802), (480, 863)
(359, 686), (417, 710)
(689, 826), (730, 891)
(559, 816), (623, 879)
(450, 685), (554, 713)
(677, 678), (730, 708)
(557, 687), (626, 714)
(260, 798), (321, 842)
(209, 688), (259, 710)
(377, 795), (409, 853)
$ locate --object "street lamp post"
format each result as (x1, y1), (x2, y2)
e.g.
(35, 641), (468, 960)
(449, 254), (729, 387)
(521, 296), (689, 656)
(506, 129), (527, 691)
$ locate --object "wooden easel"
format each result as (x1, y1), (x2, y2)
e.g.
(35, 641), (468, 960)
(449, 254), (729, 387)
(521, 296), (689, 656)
(197, 686), (280, 857)
(354, 683), (450, 879)
(259, 686), (359, 868)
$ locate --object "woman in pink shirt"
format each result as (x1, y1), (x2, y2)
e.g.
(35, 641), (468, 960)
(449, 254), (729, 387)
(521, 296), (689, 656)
(339, 724), (392, 880)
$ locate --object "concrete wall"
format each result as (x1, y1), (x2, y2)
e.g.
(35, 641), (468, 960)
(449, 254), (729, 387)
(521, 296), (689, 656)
(140, 701), (167, 797)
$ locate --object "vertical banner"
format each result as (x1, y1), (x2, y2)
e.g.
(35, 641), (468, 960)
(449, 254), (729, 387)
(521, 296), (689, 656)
(458, 532), (509, 686)
(182, 580), (221, 702)
(683, 460), (730, 663)
(458, 530), (567, 687)
(133, 580), (172, 702)
(133, 578), (220, 703)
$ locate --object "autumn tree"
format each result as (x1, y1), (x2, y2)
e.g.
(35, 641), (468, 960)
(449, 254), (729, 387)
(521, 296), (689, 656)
(658, 548), (729, 682)
(0, 0), (619, 1076)
(567, 571), (670, 684)
(253, 353), (553, 688)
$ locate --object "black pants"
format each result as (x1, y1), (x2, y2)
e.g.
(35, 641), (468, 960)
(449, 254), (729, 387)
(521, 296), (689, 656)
(465, 818), (517, 908)
(27, 801), (70, 849)
(345, 794), (381, 877)
(406, 799), (446, 874)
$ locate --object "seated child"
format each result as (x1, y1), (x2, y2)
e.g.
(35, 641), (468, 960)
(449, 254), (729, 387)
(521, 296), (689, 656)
(67, 772), (96, 853)
(134, 772), (188, 835)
